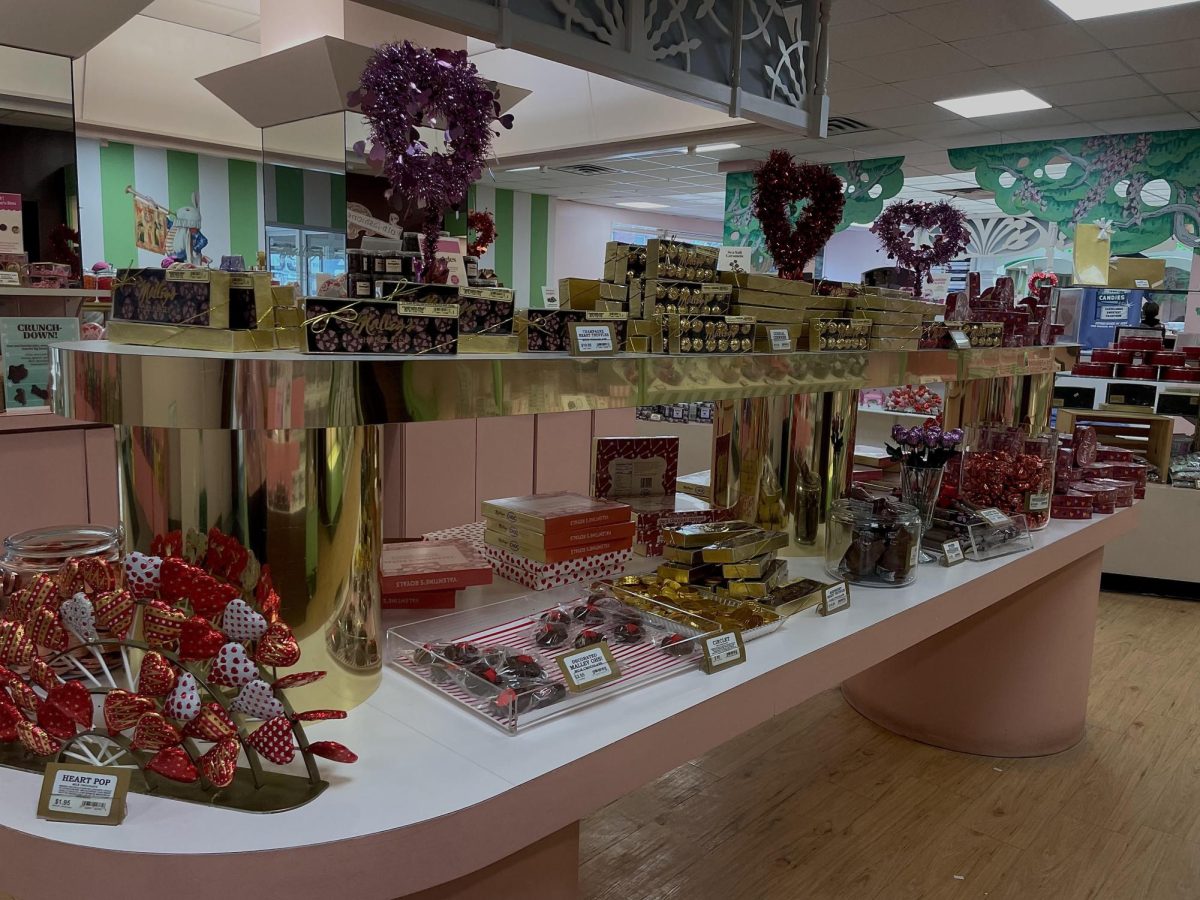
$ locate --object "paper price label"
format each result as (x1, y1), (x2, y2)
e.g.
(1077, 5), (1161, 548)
(38, 763), (130, 826)
(819, 582), (850, 616)
(574, 325), (613, 353)
(908, 545), (920, 568)
(541, 286), (560, 309)
(768, 327), (792, 351)
(702, 631), (746, 674)
(1134, 279), (1150, 288)
(166, 268), (210, 283)
(717, 246), (752, 272)
(941, 540), (965, 566)
(0, 271), (20, 286)
(557, 643), (621, 692)
(1026, 492), (1050, 512)
(978, 507), (1013, 527)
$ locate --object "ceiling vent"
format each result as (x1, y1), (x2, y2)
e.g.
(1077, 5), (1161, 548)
(553, 163), (621, 176)
(826, 116), (873, 134)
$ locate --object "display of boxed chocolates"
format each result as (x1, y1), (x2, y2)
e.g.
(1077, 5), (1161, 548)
(809, 318), (870, 351)
(519, 310), (628, 352)
(644, 281), (733, 317)
(303, 298), (459, 354)
(663, 314), (755, 354)
(625, 493), (731, 556)
(558, 278), (628, 312)
(591, 436), (679, 498)
(641, 239), (720, 282)
(457, 286), (515, 335)
(380, 539), (493, 609)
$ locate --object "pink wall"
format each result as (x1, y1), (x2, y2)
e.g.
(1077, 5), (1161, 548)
(553, 201), (723, 281)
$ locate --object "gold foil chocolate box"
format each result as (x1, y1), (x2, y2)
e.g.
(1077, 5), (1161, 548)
(662, 520), (756, 549)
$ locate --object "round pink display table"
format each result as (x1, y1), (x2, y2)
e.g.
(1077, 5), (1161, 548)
(0, 510), (1136, 900)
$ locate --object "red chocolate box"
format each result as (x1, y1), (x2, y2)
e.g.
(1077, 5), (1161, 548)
(380, 539), (493, 596)
(591, 436), (680, 499)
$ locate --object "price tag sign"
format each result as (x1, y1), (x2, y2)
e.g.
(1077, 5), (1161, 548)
(818, 581), (851, 616)
(701, 630), (746, 674)
(38, 763), (130, 826)
(540, 285), (560, 309)
(978, 507), (1013, 527)
(768, 327), (792, 352)
(949, 329), (972, 350)
(0, 271), (20, 286)
(556, 642), (622, 692)
(569, 322), (617, 356)
(941, 539), (965, 566)
(1026, 492), (1050, 512)
(717, 246), (752, 272)
(1134, 279), (1150, 288)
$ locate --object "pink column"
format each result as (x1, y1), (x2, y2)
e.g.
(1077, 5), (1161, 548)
(841, 548), (1103, 757)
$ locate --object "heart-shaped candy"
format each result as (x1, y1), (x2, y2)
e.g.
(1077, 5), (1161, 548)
(142, 600), (186, 650)
(293, 709), (347, 722)
(221, 598), (267, 643)
(59, 593), (98, 643)
(27, 658), (58, 692)
(16, 718), (60, 756)
(56, 559), (85, 599)
(131, 711), (182, 751)
(0, 701), (19, 741)
(103, 690), (156, 734)
(255, 568), (281, 624)
(37, 698), (78, 740)
(178, 615), (225, 661)
(163, 671), (201, 722)
(123, 551), (162, 599)
(78, 557), (118, 593)
(272, 670), (326, 691)
(231, 679), (285, 720)
(199, 736), (240, 788)
(8, 573), (57, 623)
(46, 681), (93, 729)
(255, 622), (300, 668)
(149, 531), (183, 559)
(246, 715), (295, 765)
(27, 606), (68, 652)
(160, 559), (239, 619)
(182, 701), (237, 742)
(307, 741), (358, 764)
(210, 642), (258, 688)
(0, 621), (33, 666)
(145, 746), (198, 783)
(7, 679), (39, 715)
(205, 528), (250, 583)
(136, 652), (176, 697)
(93, 589), (136, 638)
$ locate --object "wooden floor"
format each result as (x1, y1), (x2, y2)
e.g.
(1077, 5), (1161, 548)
(580, 592), (1200, 900)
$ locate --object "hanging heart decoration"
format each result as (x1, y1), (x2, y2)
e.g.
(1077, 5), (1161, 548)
(351, 41), (514, 279)
(870, 199), (969, 298)
(467, 210), (497, 258)
(752, 149), (846, 280)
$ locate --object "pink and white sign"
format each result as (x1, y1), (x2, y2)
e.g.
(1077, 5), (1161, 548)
(0, 193), (23, 254)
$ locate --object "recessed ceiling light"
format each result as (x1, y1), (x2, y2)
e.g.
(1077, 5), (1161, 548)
(935, 89), (1050, 118)
(1046, 0), (1200, 19)
(696, 142), (741, 153)
(506, 166), (541, 173)
(617, 201), (669, 209)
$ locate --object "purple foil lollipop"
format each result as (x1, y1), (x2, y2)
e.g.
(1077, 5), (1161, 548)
(924, 426), (943, 448)
(891, 423), (907, 443)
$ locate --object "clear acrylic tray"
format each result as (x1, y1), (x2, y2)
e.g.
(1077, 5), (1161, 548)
(386, 583), (720, 734)
(967, 513), (1034, 560)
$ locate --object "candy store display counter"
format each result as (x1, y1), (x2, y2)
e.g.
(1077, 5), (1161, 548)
(0, 508), (1135, 900)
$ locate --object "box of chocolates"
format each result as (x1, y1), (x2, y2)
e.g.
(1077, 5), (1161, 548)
(519, 310), (628, 352)
(642, 239), (719, 282)
(457, 286), (514, 335)
(665, 314), (755, 354)
(558, 278), (628, 311)
(1072, 481), (1117, 513)
(379, 539), (493, 609)
(602, 242), (645, 285)
(303, 298), (459, 354)
(627, 494), (730, 556)
(483, 543), (634, 591)
(592, 436), (679, 499)
(113, 267), (273, 329)
(1086, 477), (1135, 508)
(1051, 491), (1093, 520)
(809, 318), (870, 351)
(644, 281), (733, 317)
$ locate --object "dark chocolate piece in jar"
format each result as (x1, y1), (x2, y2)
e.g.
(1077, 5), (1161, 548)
(573, 628), (605, 649)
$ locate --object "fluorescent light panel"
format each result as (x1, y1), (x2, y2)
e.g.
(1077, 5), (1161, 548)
(1047, 0), (1200, 19)
(935, 89), (1050, 118)
(696, 142), (741, 152)
(617, 201), (669, 209)
(606, 147), (688, 160)
(506, 166), (540, 172)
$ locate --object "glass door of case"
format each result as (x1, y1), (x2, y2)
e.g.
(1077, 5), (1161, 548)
(267, 226), (300, 289)
(303, 230), (346, 295)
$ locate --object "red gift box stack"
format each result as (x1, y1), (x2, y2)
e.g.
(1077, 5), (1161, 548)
(1053, 424), (1142, 518)
(947, 276), (1058, 349)
(380, 538), (493, 610)
(1072, 330), (1200, 381)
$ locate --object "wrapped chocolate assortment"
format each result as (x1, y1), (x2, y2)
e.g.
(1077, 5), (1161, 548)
(809, 318), (870, 351)
(647, 281), (734, 316)
(611, 574), (784, 639)
(825, 492), (921, 587)
(919, 321), (1003, 349)
(641, 239), (720, 283)
(663, 314), (755, 354)
(957, 424), (1057, 529)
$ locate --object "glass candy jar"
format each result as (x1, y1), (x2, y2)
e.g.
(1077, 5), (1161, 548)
(825, 498), (922, 588)
(958, 426), (1056, 530)
(0, 524), (123, 610)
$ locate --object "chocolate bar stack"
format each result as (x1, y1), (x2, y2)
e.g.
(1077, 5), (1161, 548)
(658, 522), (790, 603)
(481, 492), (635, 590)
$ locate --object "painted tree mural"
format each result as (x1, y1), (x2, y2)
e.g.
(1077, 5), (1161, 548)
(948, 129), (1200, 255)
(723, 156), (904, 271)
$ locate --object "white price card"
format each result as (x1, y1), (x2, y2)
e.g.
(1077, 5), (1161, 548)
(1026, 492), (1050, 512)
(573, 324), (614, 354)
(978, 507), (1013, 527)
(1134, 279), (1150, 288)
(819, 582), (850, 616)
(768, 327), (792, 351)
(941, 540), (965, 566)
(557, 643), (621, 692)
(0, 271), (20, 286)
(717, 246), (752, 272)
(701, 631), (746, 674)
(540, 285), (560, 309)
(949, 329), (972, 350)
(38, 763), (130, 825)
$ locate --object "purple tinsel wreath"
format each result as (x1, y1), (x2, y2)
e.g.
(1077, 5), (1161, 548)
(870, 200), (968, 297)
(351, 42), (513, 278)
(752, 150), (845, 280)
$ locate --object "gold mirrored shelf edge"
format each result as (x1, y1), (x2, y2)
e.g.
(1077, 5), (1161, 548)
(51, 341), (1076, 429)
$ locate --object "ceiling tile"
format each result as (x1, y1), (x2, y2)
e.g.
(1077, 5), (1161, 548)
(1080, 5), (1200, 49)
(969, 107), (1081, 129)
(842, 42), (980, 83)
(1037, 75), (1158, 107)
(894, 67), (1021, 101)
(141, 0), (258, 36)
(891, 118), (989, 139)
(1169, 91), (1200, 112)
(830, 0), (889, 24)
(855, 102), (959, 129)
(829, 15), (941, 61)
(942, 130), (1006, 149)
(897, 0), (1067, 42)
(1145, 67), (1200, 93)
(871, 0), (947, 10)
(952, 23), (1102, 67)
(1095, 112), (1199, 134)
(828, 83), (919, 113)
(1116, 39), (1200, 75)
(828, 62), (882, 91)
(993, 123), (1107, 142)
(998, 51), (1132, 88)
(1064, 95), (1181, 122)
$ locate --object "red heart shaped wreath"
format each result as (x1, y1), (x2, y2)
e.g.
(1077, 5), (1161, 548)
(751, 149), (845, 280)
(870, 200), (969, 298)
(467, 210), (497, 258)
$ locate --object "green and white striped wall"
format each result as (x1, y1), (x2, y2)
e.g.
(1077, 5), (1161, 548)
(462, 184), (555, 308)
(77, 138), (264, 269)
(263, 164), (347, 231)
